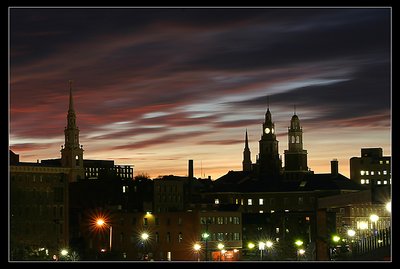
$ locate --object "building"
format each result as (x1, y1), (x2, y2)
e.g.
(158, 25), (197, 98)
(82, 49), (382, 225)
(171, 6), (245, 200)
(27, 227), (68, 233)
(10, 153), (70, 260)
(77, 208), (242, 261)
(350, 148), (391, 187)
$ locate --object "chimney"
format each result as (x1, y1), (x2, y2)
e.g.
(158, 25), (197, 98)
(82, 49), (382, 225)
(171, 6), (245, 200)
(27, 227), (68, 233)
(188, 160), (194, 179)
(331, 159), (338, 177)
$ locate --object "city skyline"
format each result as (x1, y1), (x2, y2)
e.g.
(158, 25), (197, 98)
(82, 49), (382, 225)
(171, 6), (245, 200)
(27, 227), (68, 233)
(9, 7), (391, 179)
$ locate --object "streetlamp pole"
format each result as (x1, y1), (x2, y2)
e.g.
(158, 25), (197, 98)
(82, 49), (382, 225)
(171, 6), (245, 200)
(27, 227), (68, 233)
(109, 225), (112, 252)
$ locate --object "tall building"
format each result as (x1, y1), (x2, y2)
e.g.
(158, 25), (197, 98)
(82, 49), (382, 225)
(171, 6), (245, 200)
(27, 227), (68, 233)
(242, 129), (252, 172)
(283, 112), (309, 181)
(350, 148), (391, 187)
(256, 107), (282, 180)
(60, 81), (85, 182)
(10, 151), (70, 260)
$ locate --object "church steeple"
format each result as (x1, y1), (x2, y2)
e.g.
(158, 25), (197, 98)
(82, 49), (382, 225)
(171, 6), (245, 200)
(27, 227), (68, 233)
(68, 80), (75, 113)
(61, 81), (84, 182)
(284, 108), (309, 180)
(243, 129), (252, 171)
(258, 102), (282, 179)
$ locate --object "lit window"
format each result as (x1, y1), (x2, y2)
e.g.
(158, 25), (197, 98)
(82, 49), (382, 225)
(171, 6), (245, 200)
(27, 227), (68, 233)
(122, 186), (127, 193)
(270, 210), (275, 213)
(371, 171), (375, 175)
(276, 228), (280, 233)
(305, 216), (310, 221)
(235, 198), (239, 204)
(360, 170), (365, 176)
(386, 160), (390, 164)
(259, 198), (264, 205)
(248, 199), (253, 205)
(214, 199), (219, 204)
(366, 171), (369, 175)
(366, 179), (370, 184)
(378, 171), (381, 175)
(379, 160), (383, 164)
(178, 232), (183, 243)
(259, 210), (264, 213)
(383, 170), (387, 175)
(360, 179), (365, 184)
(377, 181), (382, 185)
(383, 180), (387, 184)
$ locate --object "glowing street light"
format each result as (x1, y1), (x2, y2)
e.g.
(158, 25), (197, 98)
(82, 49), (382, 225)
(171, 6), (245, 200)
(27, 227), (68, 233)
(295, 240), (303, 247)
(347, 229), (356, 237)
(140, 232), (150, 260)
(217, 243), (224, 261)
(370, 214), (379, 236)
(248, 242), (255, 249)
(193, 243), (201, 261)
(96, 218), (112, 252)
(258, 242), (265, 260)
(386, 202), (391, 213)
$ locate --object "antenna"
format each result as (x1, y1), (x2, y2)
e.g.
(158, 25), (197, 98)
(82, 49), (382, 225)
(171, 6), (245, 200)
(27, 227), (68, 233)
(267, 96), (270, 109)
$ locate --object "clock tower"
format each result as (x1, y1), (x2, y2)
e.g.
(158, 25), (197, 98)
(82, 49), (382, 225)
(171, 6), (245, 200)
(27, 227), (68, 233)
(257, 107), (282, 179)
(61, 81), (85, 182)
(283, 111), (309, 181)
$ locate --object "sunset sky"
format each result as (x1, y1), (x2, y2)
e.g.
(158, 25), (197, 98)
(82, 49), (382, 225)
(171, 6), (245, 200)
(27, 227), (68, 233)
(9, 7), (391, 180)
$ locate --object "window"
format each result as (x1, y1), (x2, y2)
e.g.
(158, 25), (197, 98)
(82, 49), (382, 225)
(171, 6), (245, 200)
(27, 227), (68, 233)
(383, 170), (387, 175)
(248, 199), (253, 205)
(214, 198), (219, 204)
(276, 228), (280, 233)
(386, 160), (390, 164)
(291, 136), (295, 143)
(233, 233), (240, 240)
(361, 179), (365, 184)
(380, 160), (383, 164)
(383, 180), (388, 184)
(217, 217), (224, 224)
(233, 217), (240, 224)
(143, 218), (148, 226)
(259, 210), (264, 213)
(371, 171), (375, 175)
(366, 179), (370, 184)
(235, 198), (239, 204)
(377, 181), (382, 185)
(296, 136), (300, 143)
(178, 232), (183, 243)
(360, 170), (365, 176)
(259, 198), (264, 205)
(284, 197), (289, 205)
(166, 232), (171, 243)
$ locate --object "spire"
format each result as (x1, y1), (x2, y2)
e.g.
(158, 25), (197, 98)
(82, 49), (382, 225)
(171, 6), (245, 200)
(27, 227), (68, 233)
(68, 80), (74, 112)
(294, 104), (296, 115)
(245, 129), (249, 149)
(243, 129), (252, 172)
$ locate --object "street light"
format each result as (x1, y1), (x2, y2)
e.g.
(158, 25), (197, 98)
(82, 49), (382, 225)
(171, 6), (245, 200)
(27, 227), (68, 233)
(202, 232), (210, 261)
(96, 218), (112, 252)
(217, 243), (224, 261)
(370, 214), (379, 236)
(295, 240), (304, 261)
(258, 242), (265, 261)
(265, 240), (273, 260)
(140, 232), (149, 260)
(386, 202), (391, 213)
(193, 243), (201, 261)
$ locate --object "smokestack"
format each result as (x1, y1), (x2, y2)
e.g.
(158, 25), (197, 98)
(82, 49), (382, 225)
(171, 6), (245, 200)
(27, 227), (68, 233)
(331, 159), (338, 177)
(188, 160), (193, 179)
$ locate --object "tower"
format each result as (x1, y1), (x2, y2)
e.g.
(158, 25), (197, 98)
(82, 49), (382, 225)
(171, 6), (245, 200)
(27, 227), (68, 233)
(242, 129), (252, 172)
(61, 81), (85, 182)
(257, 105), (282, 179)
(283, 109), (309, 181)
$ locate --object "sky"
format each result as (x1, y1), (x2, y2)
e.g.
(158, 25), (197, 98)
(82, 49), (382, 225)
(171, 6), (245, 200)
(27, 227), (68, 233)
(9, 7), (392, 180)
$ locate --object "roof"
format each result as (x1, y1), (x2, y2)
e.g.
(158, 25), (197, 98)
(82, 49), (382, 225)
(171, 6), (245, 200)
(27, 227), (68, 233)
(211, 171), (366, 193)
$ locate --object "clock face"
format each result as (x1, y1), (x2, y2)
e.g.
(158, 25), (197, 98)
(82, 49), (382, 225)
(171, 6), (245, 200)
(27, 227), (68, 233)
(265, 127), (270, 134)
(271, 128), (275, 134)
